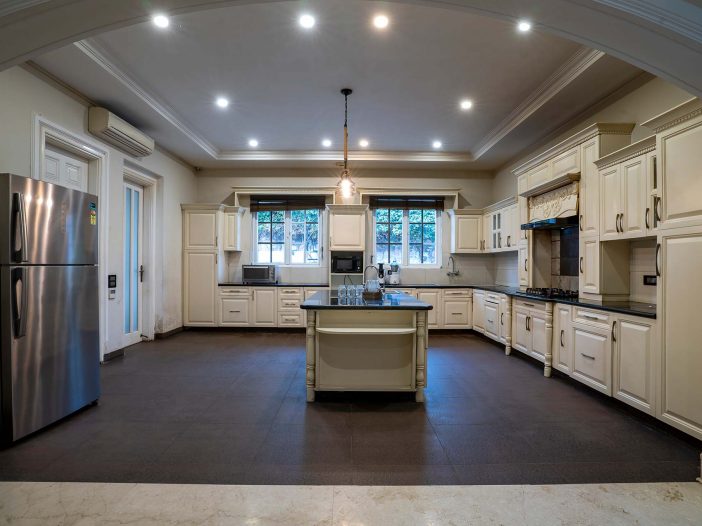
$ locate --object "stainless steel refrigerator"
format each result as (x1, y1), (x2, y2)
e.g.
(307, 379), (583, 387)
(0, 173), (100, 443)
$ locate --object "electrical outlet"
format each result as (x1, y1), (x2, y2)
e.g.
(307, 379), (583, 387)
(643, 275), (657, 286)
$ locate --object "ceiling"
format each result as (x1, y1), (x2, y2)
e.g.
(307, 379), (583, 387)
(31, 0), (644, 170)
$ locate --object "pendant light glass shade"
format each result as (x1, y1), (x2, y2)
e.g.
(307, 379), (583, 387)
(337, 88), (356, 198)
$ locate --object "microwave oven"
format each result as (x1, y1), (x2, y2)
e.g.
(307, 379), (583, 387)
(331, 251), (363, 273)
(242, 264), (278, 284)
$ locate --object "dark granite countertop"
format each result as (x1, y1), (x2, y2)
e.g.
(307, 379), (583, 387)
(301, 290), (432, 310)
(219, 283), (329, 288)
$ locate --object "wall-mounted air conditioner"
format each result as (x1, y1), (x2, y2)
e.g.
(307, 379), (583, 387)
(88, 107), (155, 157)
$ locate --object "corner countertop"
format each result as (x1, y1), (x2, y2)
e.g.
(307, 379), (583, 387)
(301, 290), (432, 310)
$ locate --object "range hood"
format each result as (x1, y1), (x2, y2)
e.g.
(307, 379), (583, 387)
(521, 216), (579, 230)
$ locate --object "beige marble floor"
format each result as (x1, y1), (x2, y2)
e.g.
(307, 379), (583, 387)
(0, 481), (701, 525)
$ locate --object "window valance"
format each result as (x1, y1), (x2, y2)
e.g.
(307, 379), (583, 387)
(368, 196), (445, 211)
(250, 195), (326, 212)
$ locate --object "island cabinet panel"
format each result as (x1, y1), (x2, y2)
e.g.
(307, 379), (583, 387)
(613, 316), (655, 415)
(657, 227), (702, 439)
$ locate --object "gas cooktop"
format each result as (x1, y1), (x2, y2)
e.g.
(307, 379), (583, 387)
(524, 288), (579, 299)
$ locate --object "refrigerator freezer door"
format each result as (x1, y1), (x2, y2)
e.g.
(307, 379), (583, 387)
(1, 175), (98, 265)
(2, 265), (100, 441)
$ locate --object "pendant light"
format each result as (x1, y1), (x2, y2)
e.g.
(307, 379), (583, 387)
(338, 88), (356, 199)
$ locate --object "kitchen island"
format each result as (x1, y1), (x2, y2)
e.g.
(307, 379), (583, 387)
(300, 291), (432, 402)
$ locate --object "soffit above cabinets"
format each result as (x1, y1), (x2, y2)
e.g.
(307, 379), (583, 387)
(30, 0), (643, 169)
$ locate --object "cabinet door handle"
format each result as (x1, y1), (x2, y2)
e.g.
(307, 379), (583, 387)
(615, 213), (620, 233)
(645, 207), (650, 229)
(507, 235), (511, 247)
(498, 234), (502, 248)
(654, 196), (661, 223)
(560, 329), (564, 347)
(579, 214), (583, 231)
(524, 258), (528, 272)
(526, 316), (530, 331)
(501, 312), (504, 325)
(620, 212), (624, 232)
(611, 320), (617, 343)
(229, 310), (241, 313)
(580, 353), (596, 360)
(579, 256), (583, 274)
(522, 303), (535, 307)
(656, 243), (661, 277)
(582, 314), (599, 320)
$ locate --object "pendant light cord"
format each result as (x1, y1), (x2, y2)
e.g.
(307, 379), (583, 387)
(343, 92), (349, 170)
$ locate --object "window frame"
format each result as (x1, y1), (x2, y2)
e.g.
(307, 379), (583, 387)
(253, 209), (324, 267)
(372, 208), (441, 269)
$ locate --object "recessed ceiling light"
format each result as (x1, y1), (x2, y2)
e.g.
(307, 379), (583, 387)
(359, 139), (369, 148)
(432, 140), (443, 149)
(373, 14), (389, 29)
(215, 97), (229, 109)
(517, 20), (532, 32)
(299, 14), (316, 29)
(459, 99), (473, 111)
(152, 14), (170, 29)
(322, 138), (332, 148)
(248, 139), (259, 148)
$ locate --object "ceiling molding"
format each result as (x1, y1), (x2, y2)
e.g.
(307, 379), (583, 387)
(472, 46), (604, 160)
(215, 150), (474, 163)
(75, 40), (219, 158)
(592, 0), (702, 46)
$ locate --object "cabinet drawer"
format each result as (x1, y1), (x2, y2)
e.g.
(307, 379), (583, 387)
(278, 312), (303, 326)
(513, 298), (546, 310)
(278, 287), (303, 298)
(221, 298), (249, 324)
(443, 289), (471, 298)
(220, 287), (250, 297)
(573, 307), (611, 327)
(279, 297), (301, 310)
(443, 300), (470, 327)
(484, 292), (503, 302)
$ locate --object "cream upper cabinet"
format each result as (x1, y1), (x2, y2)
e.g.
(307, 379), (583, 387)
(578, 235), (600, 294)
(482, 212), (492, 251)
(596, 140), (653, 241)
(613, 315), (655, 415)
(657, 226), (702, 440)
(251, 288), (277, 327)
(600, 164), (621, 240)
(223, 207), (244, 251)
(579, 138), (600, 236)
(506, 204), (520, 249)
(472, 289), (485, 333)
(183, 252), (217, 326)
(449, 211), (482, 253)
(328, 205), (366, 251)
(416, 290), (441, 329)
(643, 98), (702, 231)
(183, 208), (220, 251)
(553, 304), (572, 374)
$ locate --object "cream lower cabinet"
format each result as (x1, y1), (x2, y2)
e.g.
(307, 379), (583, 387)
(278, 287), (303, 327)
(511, 299), (553, 376)
(483, 298), (499, 340)
(613, 315), (655, 415)
(219, 287), (250, 326)
(656, 226), (702, 439)
(571, 308), (613, 395)
(472, 290), (485, 333)
(416, 289), (442, 329)
(251, 288), (277, 327)
(442, 289), (472, 329)
(552, 304), (572, 374)
(183, 252), (217, 326)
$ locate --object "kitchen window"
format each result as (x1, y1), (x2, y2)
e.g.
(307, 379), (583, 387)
(373, 208), (440, 267)
(254, 209), (322, 266)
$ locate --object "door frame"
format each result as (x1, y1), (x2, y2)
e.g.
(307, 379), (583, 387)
(123, 166), (157, 342)
(32, 114), (110, 359)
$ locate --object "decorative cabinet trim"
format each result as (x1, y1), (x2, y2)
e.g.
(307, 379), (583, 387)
(594, 136), (656, 170)
(513, 122), (635, 177)
(642, 97), (702, 133)
(528, 182), (579, 221)
(181, 203), (224, 211)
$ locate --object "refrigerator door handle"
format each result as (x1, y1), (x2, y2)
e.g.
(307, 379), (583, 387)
(12, 193), (28, 263)
(11, 267), (28, 338)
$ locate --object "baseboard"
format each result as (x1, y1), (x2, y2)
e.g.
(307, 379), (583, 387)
(102, 348), (124, 362)
(155, 326), (184, 339)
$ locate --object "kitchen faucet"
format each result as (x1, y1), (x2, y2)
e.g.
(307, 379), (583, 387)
(446, 256), (460, 277)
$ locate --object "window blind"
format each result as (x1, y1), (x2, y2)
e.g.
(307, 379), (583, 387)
(368, 195), (445, 210)
(250, 195), (326, 212)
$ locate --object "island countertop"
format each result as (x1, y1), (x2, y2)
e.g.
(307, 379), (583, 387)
(301, 290), (432, 310)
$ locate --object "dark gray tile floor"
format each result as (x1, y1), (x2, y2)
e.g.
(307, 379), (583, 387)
(1, 331), (700, 485)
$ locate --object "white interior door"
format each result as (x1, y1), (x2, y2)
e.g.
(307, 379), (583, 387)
(43, 144), (89, 192)
(123, 182), (144, 346)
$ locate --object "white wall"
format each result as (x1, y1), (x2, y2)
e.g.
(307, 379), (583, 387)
(492, 77), (695, 202)
(0, 65), (197, 355)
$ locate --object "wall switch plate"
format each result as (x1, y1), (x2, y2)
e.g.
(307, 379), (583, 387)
(643, 275), (657, 286)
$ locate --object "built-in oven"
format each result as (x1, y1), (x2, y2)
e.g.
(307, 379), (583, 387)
(331, 251), (363, 274)
(242, 264), (278, 284)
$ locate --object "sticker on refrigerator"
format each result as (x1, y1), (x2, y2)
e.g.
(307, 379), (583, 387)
(89, 202), (97, 225)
